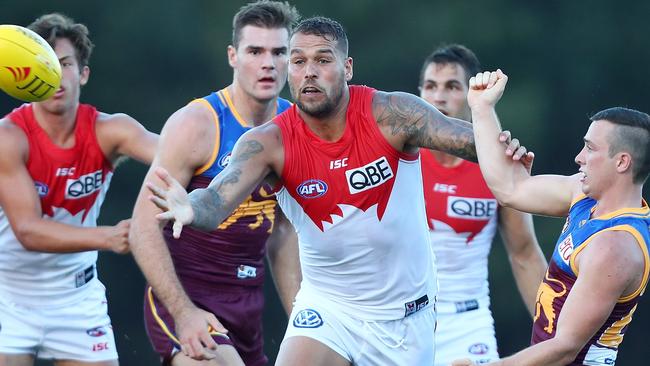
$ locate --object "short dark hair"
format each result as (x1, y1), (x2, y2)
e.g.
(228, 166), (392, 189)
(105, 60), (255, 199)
(292, 16), (348, 56)
(591, 107), (650, 184)
(28, 13), (94, 68)
(232, 0), (299, 48)
(419, 44), (481, 87)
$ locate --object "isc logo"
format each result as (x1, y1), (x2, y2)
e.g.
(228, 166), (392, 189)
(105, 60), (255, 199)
(446, 196), (497, 220)
(345, 156), (393, 194)
(296, 179), (328, 199)
(65, 170), (103, 199)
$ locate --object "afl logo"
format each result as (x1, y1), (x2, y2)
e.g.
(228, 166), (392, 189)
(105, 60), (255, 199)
(297, 179), (328, 199)
(218, 153), (232, 169)
(293, 309), (323, 328)
(468, 343), (489, 355)
(34, 181), (49, 197)
(86, 326), (107, 337)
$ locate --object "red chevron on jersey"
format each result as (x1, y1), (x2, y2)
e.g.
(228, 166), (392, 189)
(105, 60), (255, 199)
(274, 86), (415, 231)
(421, 149), (497, 243)
(5, 103), (113, 223)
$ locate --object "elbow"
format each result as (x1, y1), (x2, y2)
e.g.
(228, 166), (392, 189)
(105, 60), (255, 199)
(14, 223), (42, 251)
(549, 337), (583, 364)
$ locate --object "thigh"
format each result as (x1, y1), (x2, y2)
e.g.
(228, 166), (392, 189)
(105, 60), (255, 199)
(356, 307), (436, 366)
(276, 337), (350, 366)
(39, 282), (118, 363)
(0, 298), (41, 356)
(0, 354), (34, 366)
(434, 309), (499, 366)
(284, 300), (352, 364)
(145, 286), (264, 366)
(169, 345), (243, 366)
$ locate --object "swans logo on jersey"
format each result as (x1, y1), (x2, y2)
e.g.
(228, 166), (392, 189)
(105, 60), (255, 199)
(218, 153), (232, 169)
(34, 181), (48, 197)
(292, 309), (323, 328)
(297, 179), (328, 198)
(447, 196), (497, 220)
(86, 326), (107, 337)
(469, 343), (489, 355)
(65, 170), (103, 199)
(345, 156), (393, 194)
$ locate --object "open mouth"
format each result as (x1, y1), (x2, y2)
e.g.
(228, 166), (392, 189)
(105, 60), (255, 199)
(301, 86), (322, 94)
(258, 77), (275, 83)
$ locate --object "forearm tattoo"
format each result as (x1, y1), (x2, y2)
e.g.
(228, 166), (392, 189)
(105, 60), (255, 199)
(189, 139), (264, 231)
(375, 92), (477, 162)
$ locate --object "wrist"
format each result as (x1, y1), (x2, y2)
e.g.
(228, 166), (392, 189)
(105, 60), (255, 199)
(470, 104), (496, 117)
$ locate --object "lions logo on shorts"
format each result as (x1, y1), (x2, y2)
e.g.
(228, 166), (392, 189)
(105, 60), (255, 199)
(293, 309), (323, 328)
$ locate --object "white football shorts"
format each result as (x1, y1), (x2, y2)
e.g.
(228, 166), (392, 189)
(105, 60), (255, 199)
(0, 279), (118, 362)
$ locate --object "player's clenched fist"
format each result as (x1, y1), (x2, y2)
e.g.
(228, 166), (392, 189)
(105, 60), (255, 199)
(105, 219), (131, 254)
(467, 69), (508, 110)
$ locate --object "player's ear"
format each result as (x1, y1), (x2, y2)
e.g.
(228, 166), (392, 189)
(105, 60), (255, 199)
(227, 45), (237, 68)
(80, 65), (90, 86)
(344, 57), (353, 82)
(616, 152), (633, 174)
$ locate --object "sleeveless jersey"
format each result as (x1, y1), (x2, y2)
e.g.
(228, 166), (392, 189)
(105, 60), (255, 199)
(421, 150), (498, 304)
(274, 85), (437, 320)
(162, 88), (291, 290)
(0, 103), (113, 306)
(531, 196), (650, 365)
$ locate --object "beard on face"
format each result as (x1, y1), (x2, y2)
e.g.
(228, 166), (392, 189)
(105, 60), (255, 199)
(291, 77), (345, 119)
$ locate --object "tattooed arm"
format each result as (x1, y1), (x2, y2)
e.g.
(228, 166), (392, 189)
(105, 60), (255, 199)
(373, 90), (477, 161)
(149, 122), (284, 237)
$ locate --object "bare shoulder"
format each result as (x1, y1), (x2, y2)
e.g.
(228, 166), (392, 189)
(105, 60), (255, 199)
(0, 118), (29, 161)
(372, 90), (431, 136)
(577, 229), (645, 290)
(162, 101), (215, 133)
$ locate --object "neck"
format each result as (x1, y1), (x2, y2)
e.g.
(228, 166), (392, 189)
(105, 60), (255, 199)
(228, 84), (277, 127)
(429, 150), (463, 167)
(31, 102), (78, 147)
(591, 183), (644, 217)
(300, 87), (350, 142)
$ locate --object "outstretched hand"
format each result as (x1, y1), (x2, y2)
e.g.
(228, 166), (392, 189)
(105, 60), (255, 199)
(467, 69), (508, 110)
(146, 167), (194, 238)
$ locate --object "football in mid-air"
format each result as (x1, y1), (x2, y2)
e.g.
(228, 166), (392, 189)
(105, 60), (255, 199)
(0, 24), (61, 102)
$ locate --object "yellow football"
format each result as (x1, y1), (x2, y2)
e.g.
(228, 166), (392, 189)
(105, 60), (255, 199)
(0, 25), (62, 102)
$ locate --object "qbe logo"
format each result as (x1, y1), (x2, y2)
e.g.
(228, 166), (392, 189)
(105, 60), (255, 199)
(86, 326), (107, 337)
(65, 170), (103, 199)
(293, 309), (323, 328)
(446, 196), (496, 220)
(297, 179), (328, 199)
(345, 156), (393, 194)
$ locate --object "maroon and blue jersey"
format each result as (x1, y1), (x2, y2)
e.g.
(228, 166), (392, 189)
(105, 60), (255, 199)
(163, 88), (291, 290)
(531, 195), (650, 365)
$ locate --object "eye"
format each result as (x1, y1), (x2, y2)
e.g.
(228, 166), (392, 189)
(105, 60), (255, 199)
(318, 58), (332, 64)
(274, 49), (286, 56)
(291, 58), (304, 65)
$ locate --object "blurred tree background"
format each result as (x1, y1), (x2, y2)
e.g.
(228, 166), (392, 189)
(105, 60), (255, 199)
(2, 0), (649, 364)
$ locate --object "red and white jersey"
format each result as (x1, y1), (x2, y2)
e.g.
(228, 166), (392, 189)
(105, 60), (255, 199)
(274, 86), (436, 320)
(0, 103), (113, 306)
(421, 150), (498, 304)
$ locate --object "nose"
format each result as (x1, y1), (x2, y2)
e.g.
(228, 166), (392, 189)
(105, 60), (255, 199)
(304, 61), (317, 79)
(575, 147), (586, 166)
(261, 52), (275, 70)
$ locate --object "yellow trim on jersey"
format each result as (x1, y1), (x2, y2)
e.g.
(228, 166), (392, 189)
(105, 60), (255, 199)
(569, 194), (587, 208)
(222, 88), (250, 128)
(597, 304), (637, 348)
(190, 98), (221, 176)
(569, 224), (650, 303)
(221, 88), (280, 128)
(592, 199), (650, 220)
(146, 286), (228, 345)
